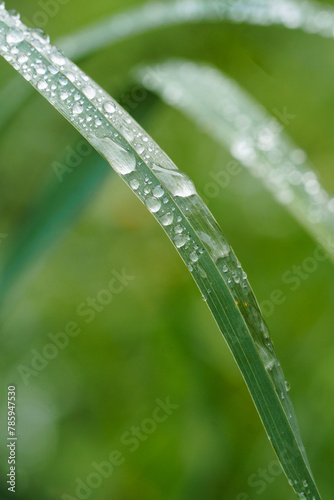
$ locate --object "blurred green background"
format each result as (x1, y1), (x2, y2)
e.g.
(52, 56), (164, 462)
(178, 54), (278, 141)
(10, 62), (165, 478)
(1, 0), (334, 498)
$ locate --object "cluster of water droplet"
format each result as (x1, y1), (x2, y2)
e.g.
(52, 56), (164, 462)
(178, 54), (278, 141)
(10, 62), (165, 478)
(0, 4), (232, 291)
(292, 477), (318, 500)
(0, 5), (242, 293)
(0, 5), (200, 196)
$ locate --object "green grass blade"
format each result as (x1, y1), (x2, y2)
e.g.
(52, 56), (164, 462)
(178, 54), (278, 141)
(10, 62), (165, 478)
(0, 74), (32, 130)
(58, 0), (334, 60)
(2, 0), (334, 132)
(0, 7), (321, 498)
(137, 60), (334, 259)
(0, 149), (109, 305)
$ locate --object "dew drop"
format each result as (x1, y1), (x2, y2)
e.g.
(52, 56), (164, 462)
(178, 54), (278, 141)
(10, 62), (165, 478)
(130, 179), (140, 190)
(266, 359), (275, 371)
(6, 29), (24, 45)
(18, 55), (28, 64)
(60, 91), (69, 101)
(152, 185), (164, 198)
(291, 149), (306, 164)
(160, 212), (173, 226)
(199, 231), (230, 261)
(66, 72), (76, 83)
(104, 101), (116, 113)
(7, 8), (20, 19)
(36, 64), (47, 75)
(89, 135), (136, 175)
(72, 104), (83, 115)
(135, 144), (145, 155)
(285, 381), (290, 392)
(189, 251), (199, 262)
(50, 52), (66, 66)
(32, 28), (50, 44)
(82, 85), (96, 99)
(174, 234), (187, 248)
(37, 80), (48, 91)
(153, 164), (197, 198)
(197, 264), (207, 279)
(48, 65), (58, 75)
(146, 197), (161, 213)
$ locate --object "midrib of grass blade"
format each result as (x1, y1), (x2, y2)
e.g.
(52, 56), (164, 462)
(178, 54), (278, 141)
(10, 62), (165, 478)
(0, 7), (321, 498)
(2, 0), (334, 131)
(136, 60), (334, 260)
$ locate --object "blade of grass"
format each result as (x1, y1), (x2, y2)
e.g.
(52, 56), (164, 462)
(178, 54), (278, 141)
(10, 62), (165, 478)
(2, 0), (334, 132)
(136, 59), (334, 259)
(58, 0), (334, 61)
(0, 7), (321, 498)
(0, 74), (32, 130)
(0, 149), (109, 306)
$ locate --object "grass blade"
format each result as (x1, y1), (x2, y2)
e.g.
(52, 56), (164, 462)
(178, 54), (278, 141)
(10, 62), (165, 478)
(137, 60), (334, 259)
(0, 74), (32, 130)
(0, 6), (321, 498)
(58, 0), (334, 61)
(0, 149), (109, 305)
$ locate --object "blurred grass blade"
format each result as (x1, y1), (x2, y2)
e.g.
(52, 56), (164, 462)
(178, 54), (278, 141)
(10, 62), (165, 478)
(0, 149), (109, 305)
(2, 0), (334, 132)
(0, 74), (32, 130)
(137, 60), (334, 259)
(58, 0), (334, 60)
(0, 7), (321, 498)
(0, 89), (157, 306)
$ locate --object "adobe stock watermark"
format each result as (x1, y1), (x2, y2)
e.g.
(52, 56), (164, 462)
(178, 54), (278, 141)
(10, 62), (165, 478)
(119, 85), (148, 113)
(235, 438), (308, 499)
(21, 0), (71, 29)
(235, 459), (283, 499)
(61, 397), (179, 500)
(199, 159), (242, 204)
(52, 139), (93, 182)
(17, 268), (135, 385)
(260, 237), (333, 318)
(197, 101), (296, 205)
